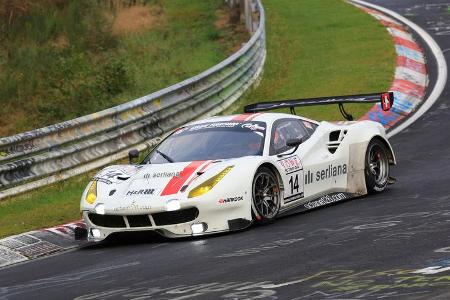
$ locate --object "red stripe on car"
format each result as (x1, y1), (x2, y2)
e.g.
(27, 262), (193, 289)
(231, 113), (263, 122)
(246, 113), (263, 121)
(160, 161), (205, 196)
(182, 160), (213, 190)
(231, 114), (253, 121)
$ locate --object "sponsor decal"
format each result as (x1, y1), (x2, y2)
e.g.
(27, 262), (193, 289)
(126, 189), (156, 196)
(189, 122), (239, 131)
(113, 200), (152, 212)
(304, 193), (347, 209)
(277, 155), (302, 175)
(94, 166), (139, 184)
(104, 170), (129, 179)
(175, 121), (266, 135)
(304, 163), (347, 185)
(218, 196), (243, 204)
(144, 171), (181, 179)
(241, 123), (265, 131)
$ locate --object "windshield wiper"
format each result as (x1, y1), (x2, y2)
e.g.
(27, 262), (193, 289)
(156, 150), (174, 163)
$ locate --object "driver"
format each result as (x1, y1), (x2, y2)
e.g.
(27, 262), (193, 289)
(273, 125), (289, 152)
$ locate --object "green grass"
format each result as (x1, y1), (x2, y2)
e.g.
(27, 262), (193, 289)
(227, 0), (396, 119)
(108, 0), (242, 107)
(0, 0), (396, 239)
(0, 0), (240, 136)
(0, 174), (91, 238)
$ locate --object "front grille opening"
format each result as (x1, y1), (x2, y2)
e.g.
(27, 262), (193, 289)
(127, 215), (152, 227)
(152, 207), (199, 226)
(88, 213), (126, 228)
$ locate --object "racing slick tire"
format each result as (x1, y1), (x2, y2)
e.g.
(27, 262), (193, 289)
(365, 139), (390, 194)
(252, 166), (281, 223)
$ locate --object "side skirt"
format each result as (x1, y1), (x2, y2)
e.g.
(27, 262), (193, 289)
(279, 192), (361, 217)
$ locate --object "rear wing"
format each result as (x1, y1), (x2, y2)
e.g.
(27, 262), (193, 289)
(244, 92), (394, 121)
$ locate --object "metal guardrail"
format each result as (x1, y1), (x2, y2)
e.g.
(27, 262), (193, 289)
(0, 0), (266, 199)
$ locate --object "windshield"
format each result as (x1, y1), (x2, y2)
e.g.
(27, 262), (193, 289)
(143, 121), (266, 164)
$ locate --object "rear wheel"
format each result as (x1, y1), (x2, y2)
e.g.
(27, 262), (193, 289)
(252, 167), (281, 223)
(365, 139), (390, 193)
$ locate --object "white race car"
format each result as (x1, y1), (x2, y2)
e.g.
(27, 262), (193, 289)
(76, 92), (396, 241)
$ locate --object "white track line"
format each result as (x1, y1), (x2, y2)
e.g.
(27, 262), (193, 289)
(350, 0), (448, 138)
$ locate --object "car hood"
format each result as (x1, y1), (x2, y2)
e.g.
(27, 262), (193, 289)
(86, 159), (235, 214)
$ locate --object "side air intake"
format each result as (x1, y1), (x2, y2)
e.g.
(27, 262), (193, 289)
(327, 130), (347, 154)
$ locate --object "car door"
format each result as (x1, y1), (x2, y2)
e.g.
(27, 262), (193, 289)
(270, 118), (313, 206)
(293, 121), (350, 202)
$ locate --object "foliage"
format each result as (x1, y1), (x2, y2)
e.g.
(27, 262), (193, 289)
(0, 0), (231, 136)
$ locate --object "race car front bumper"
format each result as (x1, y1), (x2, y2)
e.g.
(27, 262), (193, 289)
(78, 206), (252, 242)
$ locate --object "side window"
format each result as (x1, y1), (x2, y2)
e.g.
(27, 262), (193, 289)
(301, 120), (318, 136)
(270, 119), (309, 155)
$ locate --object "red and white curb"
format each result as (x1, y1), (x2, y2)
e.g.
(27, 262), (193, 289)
(352, 3), (429, 129)
(0, 221), (85, 268)
(351, 0), (447, 138)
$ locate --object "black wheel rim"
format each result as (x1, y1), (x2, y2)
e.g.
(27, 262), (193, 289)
(367, 144), (389, 186)
(253, 171), (280, 219)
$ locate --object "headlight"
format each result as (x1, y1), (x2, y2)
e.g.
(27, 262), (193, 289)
(188, 166), (233, 198)
(85, 181), (97, 204)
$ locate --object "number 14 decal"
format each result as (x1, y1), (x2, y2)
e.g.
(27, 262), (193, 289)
(277, 155), (304, 203)
(289, 174), (300, 195)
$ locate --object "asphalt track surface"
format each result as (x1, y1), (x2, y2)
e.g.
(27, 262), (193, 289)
(1, 1), (450, 299)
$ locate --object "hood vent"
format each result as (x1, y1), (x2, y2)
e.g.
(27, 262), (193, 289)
(327, 130), (347, 154)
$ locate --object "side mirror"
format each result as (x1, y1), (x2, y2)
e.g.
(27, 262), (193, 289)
(286, 137), (303, 147)
(128, 149), (139, 164)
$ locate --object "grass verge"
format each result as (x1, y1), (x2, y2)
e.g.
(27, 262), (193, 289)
(0, 174), (91, 238)
(0, 0), (396, 239)
(0, 0), (246, 136)
(227, 0), (396, 118)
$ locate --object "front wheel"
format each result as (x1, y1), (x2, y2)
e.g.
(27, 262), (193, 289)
(252, 167), (281, 223)
(365, 139), (390, 193)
